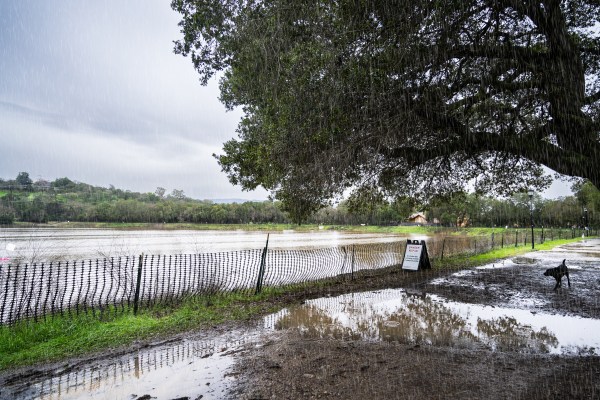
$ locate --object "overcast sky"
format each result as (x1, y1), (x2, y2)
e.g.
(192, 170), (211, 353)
(0, 0), (269, 201)
(0, 1), (572, 200)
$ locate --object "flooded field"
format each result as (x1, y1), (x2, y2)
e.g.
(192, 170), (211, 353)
(0, 228), (403, 263)
(425, 239), (600, 319)
(236, 240), (600, 400)
(261, 241), (600, 356)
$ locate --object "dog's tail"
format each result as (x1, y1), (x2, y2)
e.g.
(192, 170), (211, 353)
(562, 259), (566, 266)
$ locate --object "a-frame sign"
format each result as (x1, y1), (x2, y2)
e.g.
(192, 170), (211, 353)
(401, 239), (431, 271)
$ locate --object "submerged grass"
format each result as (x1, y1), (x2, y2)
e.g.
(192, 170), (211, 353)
(0, 236), (591, 371)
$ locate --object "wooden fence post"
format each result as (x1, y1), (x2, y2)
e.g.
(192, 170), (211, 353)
(133, 254), (144, 315)
(255, 234), (270, 295)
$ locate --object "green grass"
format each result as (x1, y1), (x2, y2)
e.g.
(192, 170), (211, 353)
(438, 237), (586, 270)
(0, 291), (287, 370)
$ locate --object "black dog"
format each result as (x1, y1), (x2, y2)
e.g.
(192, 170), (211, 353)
(544, 259), (570, 290)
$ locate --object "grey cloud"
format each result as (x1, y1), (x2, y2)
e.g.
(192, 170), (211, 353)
(0, 1), (261, 201)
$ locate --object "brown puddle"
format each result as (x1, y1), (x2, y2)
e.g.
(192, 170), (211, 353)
(0, 330), (262, 400)
(265, 289), (600, 355)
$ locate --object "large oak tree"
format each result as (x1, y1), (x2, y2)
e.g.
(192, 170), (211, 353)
(172, 0), (600, 217)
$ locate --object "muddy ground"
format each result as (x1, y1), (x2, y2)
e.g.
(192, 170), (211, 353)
(229, 243), (600, 400)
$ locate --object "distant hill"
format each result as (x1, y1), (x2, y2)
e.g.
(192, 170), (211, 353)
(0, 173), (286, 224)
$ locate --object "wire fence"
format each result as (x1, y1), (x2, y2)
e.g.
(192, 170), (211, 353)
(0, 228), (595, 326)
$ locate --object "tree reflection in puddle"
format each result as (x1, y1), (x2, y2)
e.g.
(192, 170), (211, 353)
(266, 289), (600, 355)
(476, 316), (558, 353)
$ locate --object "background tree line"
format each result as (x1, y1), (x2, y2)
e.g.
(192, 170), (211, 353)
(0, 173), (597, 228)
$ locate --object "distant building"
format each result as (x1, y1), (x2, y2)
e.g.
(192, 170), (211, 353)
(34, 179), (51, 189)
(457, 215), (470, 227)
(407, 212), (428, 225)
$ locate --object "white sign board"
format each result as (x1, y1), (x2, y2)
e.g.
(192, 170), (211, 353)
(402, 244), (423, 271)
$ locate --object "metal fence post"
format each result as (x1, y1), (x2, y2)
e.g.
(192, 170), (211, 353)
(255, 234), (269, 295)
(133, 254), (143, 315)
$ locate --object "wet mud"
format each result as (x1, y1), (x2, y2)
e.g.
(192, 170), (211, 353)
(232, 334), (600, 400)
(0, 323), (264, 400)
(422, 243), (600, 319)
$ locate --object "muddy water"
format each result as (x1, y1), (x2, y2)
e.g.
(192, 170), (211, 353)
(0, 330), (263, 400)
(266, 288), (600, 355)
(0, 228), (403, 263)
(426, 238), (600, 318)
(266, 239), (600, 355)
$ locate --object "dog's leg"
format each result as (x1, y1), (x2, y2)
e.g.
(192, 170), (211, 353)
(554, 277), (560, 290)
(566, 272), (570, 287)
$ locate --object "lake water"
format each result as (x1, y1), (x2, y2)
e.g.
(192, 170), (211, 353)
(0, 227), (406, 264)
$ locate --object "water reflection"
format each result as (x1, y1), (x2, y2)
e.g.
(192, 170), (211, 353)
(0, 330), (259, 400)
(266, 289), (600, 355)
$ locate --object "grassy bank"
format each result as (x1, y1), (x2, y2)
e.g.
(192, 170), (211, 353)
(0, 237), (589, 371)
(0, 289), (287, 371)
(439, 237), (585, 269)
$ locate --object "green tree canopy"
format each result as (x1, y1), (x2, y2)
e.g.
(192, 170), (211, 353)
(173, 1), (600, 203)
(15, 172), (32, 187)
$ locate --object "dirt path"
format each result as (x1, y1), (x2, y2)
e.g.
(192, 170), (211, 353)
(231, 334), (599, 399)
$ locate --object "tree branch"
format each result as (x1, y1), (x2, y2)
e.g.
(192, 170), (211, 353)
(585, 90), (600, 105)
(382, 130), (600, 188)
